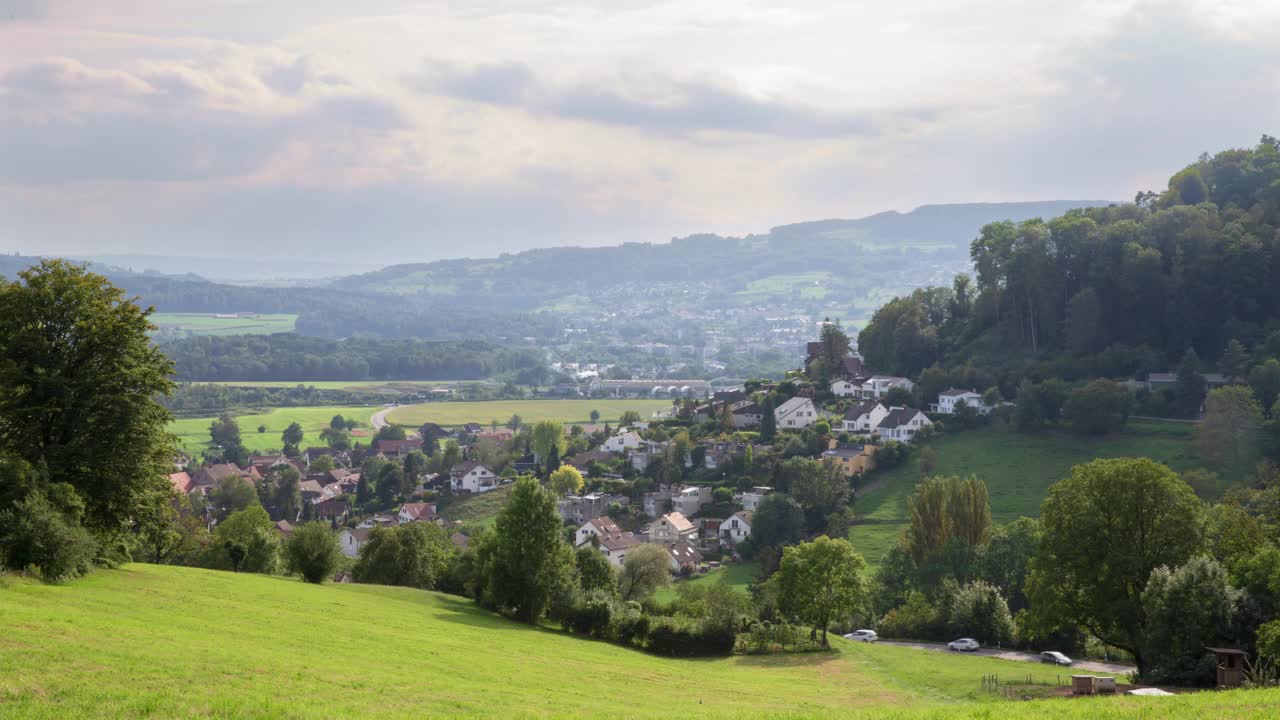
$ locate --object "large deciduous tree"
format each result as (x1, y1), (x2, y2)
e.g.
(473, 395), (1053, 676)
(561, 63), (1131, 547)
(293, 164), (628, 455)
(1194, 386), (1264, 469)
(283, 522), (341, 584)
(548, 465), (585, 497)
(618, 543), (672, 601)
(773, 536), (868, 646)
(0, 261), (176, 539)
(475, 477), (574, 622)
(1026, 457), (1205, 676)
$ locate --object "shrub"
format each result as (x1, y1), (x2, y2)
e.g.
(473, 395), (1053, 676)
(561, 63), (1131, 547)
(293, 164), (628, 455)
(564, 595), (613, 637)
(646, 616), (736, 657)
(0, 489), (96, 582)
(283, 522), (341, 583)
(611, 609), (651, 647)
(878, 591), (941, 640)
(944, 580), (1015, 645)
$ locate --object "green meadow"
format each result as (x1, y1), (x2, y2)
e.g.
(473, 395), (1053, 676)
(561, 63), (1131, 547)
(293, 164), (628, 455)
(169, 405), (378, 455)
(1, 565), (1274, 719)
(196, 379), (486, 391)
(386, 399), (672, 428)
(150, 312), (297, 336)
(848, 420), (1205, 568)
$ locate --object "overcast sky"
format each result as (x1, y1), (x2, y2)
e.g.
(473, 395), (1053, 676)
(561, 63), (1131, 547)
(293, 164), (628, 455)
(2, 0), (1279, 264)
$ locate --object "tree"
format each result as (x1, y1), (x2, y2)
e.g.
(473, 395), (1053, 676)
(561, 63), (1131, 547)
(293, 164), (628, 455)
(507, 414), (523, 430)
(1175, 348), (1208, 417)
(883, 386), (914, 408)
(403, 451), (427, 492)
(209, 414), (244, 461)
(272, 467), (303, 522)
(1194, 386), (1264, 469)
(617, 543), (672, 601)
(1063, 379), (1133, 435)
(309, 454), (335, 474)
(209, 505), (279, 573)
(0, 482), (97, 581)
(945, 580), (1015, 644)
(374, 425), (407, 442)
(979, 517), (1040, 610)
(1220, 340), (1251, 383)
(575, 545), (615, 594)
(353, 522), (455, 589)
(1141, 556), (1242, 685)
(376, 462), (403, 506)
(282, 422), (305, 451)
(320, 427), (350, 450)
(773, 536), (868, 646)
(751, 494), (805, 552)
(791, 459), (850, 532)
(257, 424), (267, 434)
(1250, 359), (1280, 414)
(211, 476), (258, 522)
(330, 414), (347, 431)
(618, 410), (642, 427)
(589, 409), (601, 424)
(548, 465), (585, 497)
(1026, 458), (1205, 675)
(478, 477), (575, 622)
(905, 475), (991, 563)
(530, 420), (566, 465)
(283, 522), (341, 584)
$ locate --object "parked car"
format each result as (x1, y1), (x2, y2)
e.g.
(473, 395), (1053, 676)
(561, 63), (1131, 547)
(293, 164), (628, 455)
(843, 629), (878, 643)
(947, 638), (980, 652)
(1040, 651), (1073, 666)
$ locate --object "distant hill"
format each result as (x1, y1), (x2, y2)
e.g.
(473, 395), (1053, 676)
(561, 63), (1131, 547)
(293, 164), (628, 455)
(330, 200), (1118, 299)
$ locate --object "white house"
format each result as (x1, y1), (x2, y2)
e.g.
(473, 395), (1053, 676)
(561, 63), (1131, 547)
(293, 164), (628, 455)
(397, 502), (437, 524)
(932, 388), (992, 415)
(774, 396), (819, 430)
(874, 407), (933, 443)
(860, 376), (915, 400)
(841, 400), (889, 434)
(450, 461), (499, 493)
(604, 431), (643, 453)
(649, 512), (697, 545)
(720, 511), (753, 545)
(830, 379), (863, 397)
(740, 487), (772, 512)
(597, 532), (640, 567)
(672, 487), (710, 517)
(576, 516), (624, 547)
(338, 527), (372, 558)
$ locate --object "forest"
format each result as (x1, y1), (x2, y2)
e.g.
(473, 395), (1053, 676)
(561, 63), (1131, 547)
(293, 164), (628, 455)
(164, 334), (547, 382)
(859, 136), (1280, 389)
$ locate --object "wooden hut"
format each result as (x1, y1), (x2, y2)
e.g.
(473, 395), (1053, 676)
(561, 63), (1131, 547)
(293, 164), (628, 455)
(1207, 647), (1246, 688)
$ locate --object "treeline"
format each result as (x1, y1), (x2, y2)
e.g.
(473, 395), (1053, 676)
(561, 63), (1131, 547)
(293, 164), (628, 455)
(166, 334), (545, 381)
(860, 136), (1280, 387)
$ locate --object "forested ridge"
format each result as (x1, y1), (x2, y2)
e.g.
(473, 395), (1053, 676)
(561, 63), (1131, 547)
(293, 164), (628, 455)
(860, 136), (1280, 386)
(165, 334), (545, 381)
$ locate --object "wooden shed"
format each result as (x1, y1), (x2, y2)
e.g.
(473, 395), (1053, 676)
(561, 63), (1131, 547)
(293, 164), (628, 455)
(1207, 647), (1247, 688)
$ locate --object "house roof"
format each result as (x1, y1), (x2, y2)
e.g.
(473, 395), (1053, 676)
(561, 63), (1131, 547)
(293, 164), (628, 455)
(660, 512), (695, 533)
(839, 357), (866, 377)
(668, 541), (703, 566)
(418, 422), (450, 439)
(878, 407), (925, 429)
(299, 480), (325, 495)
(399, 502), (436, 521)
(940, 388), (979, 397)
(343, 527), (373, 542)
(843, 400), (883, 420)
(451, 461), (488, 477)
(774, 396), (812, 417)
(823, 445), (869, 459)
(274, 520), (294, 535)
(568, 449), (620, 468)
(583, 516), (623, 535)
(201, 463), (242, 483)
(168, 472), (193, 494)
(376, 438), (423, 454)
(730, 400), (760, 414)
(598, 532), (640, 552)
(731, 511), (753, 526)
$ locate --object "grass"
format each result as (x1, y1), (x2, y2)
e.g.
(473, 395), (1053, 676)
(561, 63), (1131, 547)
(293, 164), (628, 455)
(149, 312), (297, 336)
(439, 486), (515, 530)
(735, 272), (832, 301)
(196, 380), (488, 392)
(169, 405), (379, 455)
(849, 420), (1205, 568)
(3, 565), (1277, 719)
(386, 399), (673, 428)
(654, 561), (761, 603)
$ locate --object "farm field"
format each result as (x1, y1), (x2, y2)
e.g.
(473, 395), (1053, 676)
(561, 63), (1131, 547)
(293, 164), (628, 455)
(6, 564), (1267, 719)
(150, 312), (297, 336)
(386, 399), (672, 428)
(170, 405), (377, 455)
(654, 561), (760, 603)
(196, 379), (488, 392)
(848, 419), (1204, 568)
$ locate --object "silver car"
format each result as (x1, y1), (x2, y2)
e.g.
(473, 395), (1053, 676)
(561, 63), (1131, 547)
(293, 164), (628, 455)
(947, 638), (980, 652)
(1040, 651), (1073, 666)
(843, 629), (878, 643)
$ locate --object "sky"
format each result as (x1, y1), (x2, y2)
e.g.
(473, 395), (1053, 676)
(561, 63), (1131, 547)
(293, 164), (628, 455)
(2, 0), (1279, 265)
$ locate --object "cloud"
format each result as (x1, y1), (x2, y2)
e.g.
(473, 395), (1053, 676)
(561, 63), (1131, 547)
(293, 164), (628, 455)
(409, 60), (941, 138)
(0, 54), (409, 184)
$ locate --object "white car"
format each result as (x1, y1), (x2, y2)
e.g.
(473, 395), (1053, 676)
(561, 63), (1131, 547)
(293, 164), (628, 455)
(947, 638), (980, 652)
(843, 629), (878, 643)
(1040, 651), (1073, 666)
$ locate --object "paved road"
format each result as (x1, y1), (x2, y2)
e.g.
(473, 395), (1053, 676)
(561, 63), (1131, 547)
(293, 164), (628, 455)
(370, 407), (394, 430)
(876, 640), (1135, 675)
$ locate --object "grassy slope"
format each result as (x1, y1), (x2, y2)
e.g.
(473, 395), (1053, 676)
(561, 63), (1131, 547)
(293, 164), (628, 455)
(150, 313), (297, 336)
(386, 399), (673, 428)
(197, 380), (488, 391)
(849, 420), (1204, 568)
(170, 405), (377, 456)
(2, 565), (1276, 719)
(440, 486), (515, 530)
(655, 561), (761, 603)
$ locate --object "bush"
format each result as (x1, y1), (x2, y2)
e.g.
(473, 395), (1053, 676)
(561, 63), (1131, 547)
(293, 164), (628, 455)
(564, 595), (614, 637)
(646, 616), (736, 657)
(611, 609), (651, 646)
(284, 522), (341, 583)
(0, 489), (96, 582)
(944, 580), (1015, 645)
(878, 591), (941, 640)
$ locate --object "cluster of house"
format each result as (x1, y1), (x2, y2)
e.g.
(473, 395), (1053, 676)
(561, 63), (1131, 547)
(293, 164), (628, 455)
(574, 506), (754, 573)
(333, 500), (470, 559)
(168, 448), (363, 523)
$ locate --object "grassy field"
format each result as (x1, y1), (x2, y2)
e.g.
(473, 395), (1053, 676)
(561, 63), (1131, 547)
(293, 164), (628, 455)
(2, 565), (1276, 719)
(197, 380), (488, 392)
(439, 486), (514, 531)
(386, 399), (673, 428)
(654, 560), (760, 603)
(848, 420), (1204, 567)
(150, 312), (297, 336)
(170, 405), (378, 455)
